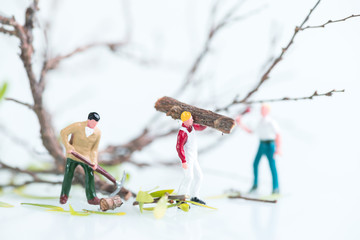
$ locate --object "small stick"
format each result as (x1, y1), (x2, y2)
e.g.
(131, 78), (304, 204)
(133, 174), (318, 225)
(228, 195), (277, 203)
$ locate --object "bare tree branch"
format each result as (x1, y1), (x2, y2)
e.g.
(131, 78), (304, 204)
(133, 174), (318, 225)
(38, 41), (127, 91)
(237, 0), (321, 104)
(0, 26), (16, 36)
(0, 161), (39, 180)
(243, 89), (345, 104)
(5, 97), (34, 110)
(173, 0), (256, 96)
(216, 0), (324, 112)
(300, 14), (360, 30)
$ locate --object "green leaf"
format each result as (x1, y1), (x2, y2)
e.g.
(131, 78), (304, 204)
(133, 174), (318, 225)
(153, 195), (168, 219)
(139, 202), (144, 214)
(0, 201), (14, 208)
(83, 209), (126, 216)
(179, 203), (190, 212)
(150, 189), (174, 198)
(135, 190), (154, 203)
(14, 187), (58, 199)
(69, 204), (90, 216)
(143, 203), (179, 211)
(0, 82), (8, 101)
(185, 200), (217, 210)
(21, 203), (61, 209)
(46, 207), (67, 212)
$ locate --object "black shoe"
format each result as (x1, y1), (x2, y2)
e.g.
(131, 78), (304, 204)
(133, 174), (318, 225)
(190, 197), (206, 205)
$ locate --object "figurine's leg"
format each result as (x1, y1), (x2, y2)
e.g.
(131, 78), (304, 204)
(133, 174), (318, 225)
(265, 142), (279, 193)
(252, 143), (264, 190)
(178, 160), (194, 197)
(60, 158), (79, 202)
(191, 157), (203, 198)
(81, 162), (97, 201)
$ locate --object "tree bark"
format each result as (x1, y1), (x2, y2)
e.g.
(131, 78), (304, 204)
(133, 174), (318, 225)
(155, 96), (235, 134)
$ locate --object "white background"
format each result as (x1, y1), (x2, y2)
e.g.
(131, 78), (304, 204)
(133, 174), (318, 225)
(0, 0), (359, 239)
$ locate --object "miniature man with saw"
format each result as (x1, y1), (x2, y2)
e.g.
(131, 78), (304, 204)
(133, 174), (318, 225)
(59, 112), (101, 205)
(176, 111), (207, 205)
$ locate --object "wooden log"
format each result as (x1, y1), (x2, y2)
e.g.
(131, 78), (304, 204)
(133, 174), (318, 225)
(154, 96), (235, 134)
(100, 195), (123, 211)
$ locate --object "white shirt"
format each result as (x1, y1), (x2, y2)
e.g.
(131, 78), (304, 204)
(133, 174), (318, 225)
(85, 126), (94, 137)
(255, 116), (279, 140)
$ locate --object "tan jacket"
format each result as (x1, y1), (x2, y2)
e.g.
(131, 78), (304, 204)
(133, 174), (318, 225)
(60, 121), (101, 164)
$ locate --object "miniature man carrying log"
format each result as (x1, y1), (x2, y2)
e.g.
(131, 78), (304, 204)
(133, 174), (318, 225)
(177, 111), (207, 205)
(155, 96), (236, 205)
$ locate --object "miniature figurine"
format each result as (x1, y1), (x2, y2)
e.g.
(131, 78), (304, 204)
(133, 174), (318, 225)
(176, 111), (207, 205)
(59, 112), (101, 205)
(236, 104), (282, 194)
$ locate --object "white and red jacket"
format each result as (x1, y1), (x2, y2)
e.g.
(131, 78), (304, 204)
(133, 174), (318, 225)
(176, 123), (206, 163)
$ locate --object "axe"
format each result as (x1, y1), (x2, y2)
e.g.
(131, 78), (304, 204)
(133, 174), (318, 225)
(71, 151), (126, 197)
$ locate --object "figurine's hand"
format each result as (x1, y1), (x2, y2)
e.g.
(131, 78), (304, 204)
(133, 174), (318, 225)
(235, 115), (242, 125)
(274, 150), (282, 157)
(67, 146), (75, 154)
(182, 162), (188, 169)
(91, 163), (98, 171)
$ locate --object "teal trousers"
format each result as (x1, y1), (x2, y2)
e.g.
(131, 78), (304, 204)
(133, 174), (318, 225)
(253, 141), (279, 191)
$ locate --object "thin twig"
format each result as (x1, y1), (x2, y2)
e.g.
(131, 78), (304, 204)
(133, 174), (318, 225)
(0, 26), (16, 36)
(0, 161), (39, 180)
(243, 89), (345, 104)
(300, 14), (360, 30)
(5, 97), (34, 110)
(39, 41), (127, 91)
(173, 0), (257, 97)
(0, 180), (62, 189)
(217, 0), (322, 112)
(228, 195), (277, 203)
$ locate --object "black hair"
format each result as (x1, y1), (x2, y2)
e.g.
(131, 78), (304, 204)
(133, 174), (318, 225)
(88, 112), (100, 121)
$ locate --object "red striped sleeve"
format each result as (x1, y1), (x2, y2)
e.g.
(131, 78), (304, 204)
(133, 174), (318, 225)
(176, 130), (188, 163)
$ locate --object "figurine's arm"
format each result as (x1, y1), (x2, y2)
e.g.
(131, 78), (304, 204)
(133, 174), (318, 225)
(90, 132), (101, 170)
(193, 123), (207, 131)
(236, 116), (253, 134)
(176, 130), (188, 169)
(60, 123), (78, 154)
(275, 133), (282, 155)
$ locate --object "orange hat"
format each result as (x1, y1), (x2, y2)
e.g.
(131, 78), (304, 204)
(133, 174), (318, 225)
(181, 111), (192, 122)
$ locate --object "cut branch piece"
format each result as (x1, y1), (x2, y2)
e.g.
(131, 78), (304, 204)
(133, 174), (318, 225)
(155, 96), (235, 134)
(100, 195), (123, 211)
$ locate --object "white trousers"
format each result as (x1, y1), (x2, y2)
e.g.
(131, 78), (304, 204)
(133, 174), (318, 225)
(178, 154), (203, 198)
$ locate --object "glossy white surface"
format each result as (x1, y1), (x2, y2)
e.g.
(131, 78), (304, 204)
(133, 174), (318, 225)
(1, 0), (359, 239)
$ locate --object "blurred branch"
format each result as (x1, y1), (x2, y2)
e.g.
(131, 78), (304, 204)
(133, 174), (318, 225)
(300, 14), (360, 30)
(5, 97), (34, 110)
(0, 26), (16, 36)
(216, 0), (327, 112)
(39, 41), (127, 91)
(174, 0), (259, 96)
(243, 89), (345, 104)
(0, 124), (45, 157)
(0, 161), (39, 180)
(237, 0), (322, 104)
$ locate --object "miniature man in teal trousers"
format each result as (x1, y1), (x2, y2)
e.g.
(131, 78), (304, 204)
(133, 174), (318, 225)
(236, 104), (282, 194)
